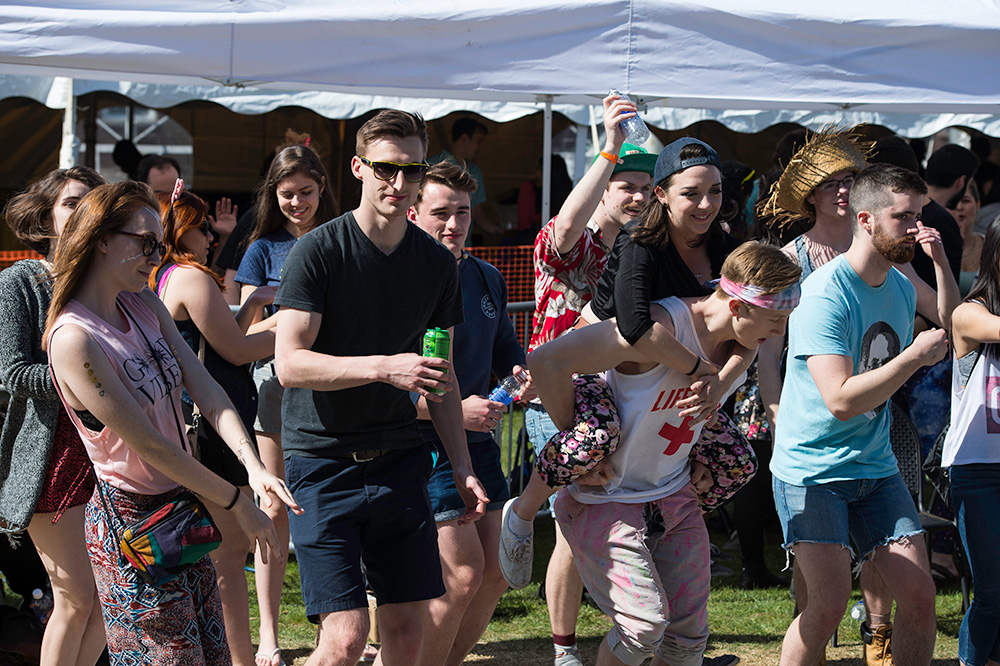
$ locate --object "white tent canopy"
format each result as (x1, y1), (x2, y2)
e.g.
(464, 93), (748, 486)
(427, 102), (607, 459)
(2, 1), (999, 219)
(5, 74), (1000, 138)
(1, 1), (998, 113)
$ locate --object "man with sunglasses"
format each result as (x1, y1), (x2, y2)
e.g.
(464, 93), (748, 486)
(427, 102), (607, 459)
(274, 110), (488, 666)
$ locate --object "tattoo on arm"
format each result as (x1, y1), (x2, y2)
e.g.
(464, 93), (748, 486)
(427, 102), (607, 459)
(237, 438), (251, 466)
(84, 362), (106, 397)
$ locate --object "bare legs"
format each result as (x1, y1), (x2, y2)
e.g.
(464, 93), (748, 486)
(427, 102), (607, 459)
(418, 511), (507, 666)
(254, 431), (288, 666)
(207, 486), (254, 666)
(28, 505), (106, 666)
(780, 537), (935, 666)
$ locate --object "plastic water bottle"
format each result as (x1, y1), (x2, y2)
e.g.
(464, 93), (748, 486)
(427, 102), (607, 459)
(609, 89), (650, 146)
(488, 371), (528, 406)
(30, 588), (53, 626)
(850, 599), (866, 621)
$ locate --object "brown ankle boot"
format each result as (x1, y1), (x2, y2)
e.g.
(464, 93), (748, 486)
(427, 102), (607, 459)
(861, 622), (893, 666)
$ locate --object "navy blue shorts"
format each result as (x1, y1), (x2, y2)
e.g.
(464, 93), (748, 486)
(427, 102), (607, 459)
(285, 445), (444, 620)
(426, 437), (510, 522)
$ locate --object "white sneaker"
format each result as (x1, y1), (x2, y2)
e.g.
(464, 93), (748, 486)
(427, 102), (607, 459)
(498, 498), (533, 589)
(554, 645), (583, 666)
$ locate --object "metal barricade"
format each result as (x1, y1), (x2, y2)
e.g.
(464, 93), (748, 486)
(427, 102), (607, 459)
(494, 300), (534, 497)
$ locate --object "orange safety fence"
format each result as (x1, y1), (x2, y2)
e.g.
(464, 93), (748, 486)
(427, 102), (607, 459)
(0, 250), (42, 269)
(0, 245), (538, 345)
(1, 247), (536, 299)
(466, 245), (534, 305)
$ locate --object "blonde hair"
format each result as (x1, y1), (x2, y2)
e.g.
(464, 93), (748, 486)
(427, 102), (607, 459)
(716, 241), (801, 300)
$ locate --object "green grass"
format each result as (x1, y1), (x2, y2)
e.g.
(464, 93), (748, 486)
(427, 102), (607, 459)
(244, 514), (965, 665)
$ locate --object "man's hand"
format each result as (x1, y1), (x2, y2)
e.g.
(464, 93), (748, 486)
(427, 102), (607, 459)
(377, 353), (454, 400)
(453, 468), (490, 525)
(909, 328), (949, 368)
(463, 395), (507, 433)
(911, 221), (945, 264)
(676, 358), (720, 422)
(512, 364), (538, 402)
(691, 460), (714, 495)
(602, 93), (637, 152)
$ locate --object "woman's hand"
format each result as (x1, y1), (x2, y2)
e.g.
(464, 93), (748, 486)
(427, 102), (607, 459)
(247, 466), (302, 516)
(229, 494), (282, 565)
(210, 197), (238, 237)
(691, 460), (714, 494)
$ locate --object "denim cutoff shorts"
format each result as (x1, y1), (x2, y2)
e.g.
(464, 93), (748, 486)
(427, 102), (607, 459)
(772, 472), (923, 566)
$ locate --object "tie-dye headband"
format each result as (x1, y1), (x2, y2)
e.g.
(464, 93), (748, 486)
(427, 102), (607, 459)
(718, 275), (800, 311)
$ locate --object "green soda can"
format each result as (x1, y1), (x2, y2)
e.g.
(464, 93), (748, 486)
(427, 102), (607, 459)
(421, 328), (450, 394)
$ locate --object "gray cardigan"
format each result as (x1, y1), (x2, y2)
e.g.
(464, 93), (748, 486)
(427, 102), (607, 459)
(0, 259), (61, 534)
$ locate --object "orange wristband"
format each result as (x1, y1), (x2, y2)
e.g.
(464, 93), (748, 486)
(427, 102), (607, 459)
(600, 150), (623, 165)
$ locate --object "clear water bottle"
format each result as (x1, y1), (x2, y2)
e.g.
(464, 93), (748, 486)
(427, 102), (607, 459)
(609, 89), (650, 146)
(488, 370), (528, 406)
(30, 587), (53, 626)
(850, 599), (866, 621)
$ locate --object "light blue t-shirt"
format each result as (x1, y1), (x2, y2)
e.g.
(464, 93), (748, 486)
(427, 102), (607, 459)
(771, 255), (916, 486)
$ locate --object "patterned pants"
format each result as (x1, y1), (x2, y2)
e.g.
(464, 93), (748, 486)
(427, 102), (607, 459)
(86, 486), (231, 666)
(555, 484), (710, 666)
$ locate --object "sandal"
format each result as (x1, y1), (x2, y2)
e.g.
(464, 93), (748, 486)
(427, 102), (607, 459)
(255, 648), (285, 666)
(359, 644), (379, 663)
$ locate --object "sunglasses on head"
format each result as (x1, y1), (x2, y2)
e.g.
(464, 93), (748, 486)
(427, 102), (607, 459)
(359, 157), (429, 183)
(115, 231), (166, 258)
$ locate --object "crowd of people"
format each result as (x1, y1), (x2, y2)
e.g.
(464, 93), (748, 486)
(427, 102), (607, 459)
(0, 93), (998, 666)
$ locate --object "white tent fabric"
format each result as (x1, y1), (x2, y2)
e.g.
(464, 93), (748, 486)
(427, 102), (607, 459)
(1, 1), (998, 113)
(4, 74), (1000, 138)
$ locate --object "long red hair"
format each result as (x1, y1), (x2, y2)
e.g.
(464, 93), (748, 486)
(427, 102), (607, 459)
(150, 190), (224, 292)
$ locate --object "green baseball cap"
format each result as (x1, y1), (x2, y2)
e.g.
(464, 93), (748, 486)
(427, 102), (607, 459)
(593, 142), (657, 176)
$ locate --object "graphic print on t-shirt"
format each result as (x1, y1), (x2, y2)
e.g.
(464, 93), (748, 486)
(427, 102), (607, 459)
(986, 373), (1000, 434)
(481, 293), (497, 319)
(859, 321), (899, 420)
(122, 335), (182, 405)
(651, 386), (697, 455)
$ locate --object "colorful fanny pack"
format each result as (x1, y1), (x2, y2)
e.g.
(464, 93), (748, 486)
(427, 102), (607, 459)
(96, 483), (221, 587)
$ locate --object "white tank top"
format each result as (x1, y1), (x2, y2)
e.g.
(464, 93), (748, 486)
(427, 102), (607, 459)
(570, 296), (745, 504)
(943, 345), (1000, 467)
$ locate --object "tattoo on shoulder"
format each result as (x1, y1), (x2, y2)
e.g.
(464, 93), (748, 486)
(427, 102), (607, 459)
(84, 362), (105, 397)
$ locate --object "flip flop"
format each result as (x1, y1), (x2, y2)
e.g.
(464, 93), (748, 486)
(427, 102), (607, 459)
(359, 644), (379, 663)
(254, 648), (285, 666)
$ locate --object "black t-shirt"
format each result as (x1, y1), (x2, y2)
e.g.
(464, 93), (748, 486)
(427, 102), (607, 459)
(911, 200), (962, 290)
(590, 222), (742, 344)
(273, 211), (464, 456)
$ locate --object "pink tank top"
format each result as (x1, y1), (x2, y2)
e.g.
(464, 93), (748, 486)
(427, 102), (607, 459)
(48, 291), (187, 494)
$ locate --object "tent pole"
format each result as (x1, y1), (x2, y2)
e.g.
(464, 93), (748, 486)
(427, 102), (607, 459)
(574, 124), (588, 182)
(58, 77), (78, 168)
(541, 96), (553, 226)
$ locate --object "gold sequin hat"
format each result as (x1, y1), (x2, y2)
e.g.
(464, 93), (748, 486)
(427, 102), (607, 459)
(762, 125), (872, 229)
